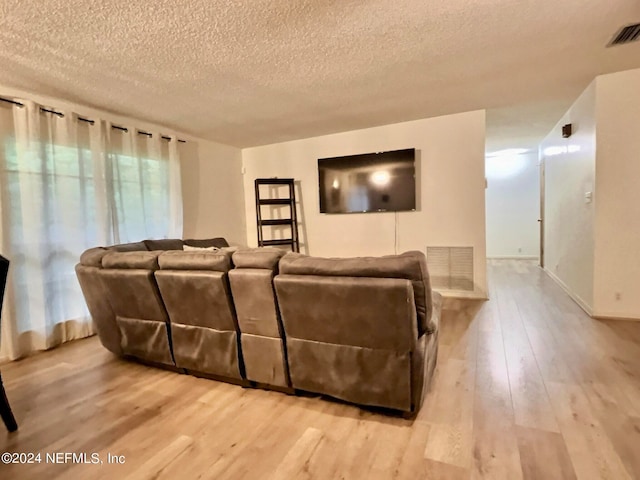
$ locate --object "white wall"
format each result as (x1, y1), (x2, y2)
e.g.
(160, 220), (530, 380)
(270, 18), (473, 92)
(593, 69), (640, 319)
(540, 82), (596, 313)
(0, 84), (247, 245)
(242, 110), (488, 298)
(485, 152), (540, 258)
(180, 140), (246, 245)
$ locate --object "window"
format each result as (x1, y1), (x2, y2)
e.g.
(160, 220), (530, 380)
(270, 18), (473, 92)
(0, 107), (176, 350)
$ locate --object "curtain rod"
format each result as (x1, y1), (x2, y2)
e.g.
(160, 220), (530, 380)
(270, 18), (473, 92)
(0, 96), (186, 143)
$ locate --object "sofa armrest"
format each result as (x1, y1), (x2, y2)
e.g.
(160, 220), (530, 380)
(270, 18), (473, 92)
(80, 247), (109, 267)
(427, 291), (442, 335)
(102, 251), (161, 270)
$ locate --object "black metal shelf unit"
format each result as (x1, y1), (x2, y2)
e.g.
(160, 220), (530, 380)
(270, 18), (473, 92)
(254, 178), (300, 252)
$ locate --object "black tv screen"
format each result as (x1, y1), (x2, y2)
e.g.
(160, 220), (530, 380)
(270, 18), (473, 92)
(318, 148), (416, 214)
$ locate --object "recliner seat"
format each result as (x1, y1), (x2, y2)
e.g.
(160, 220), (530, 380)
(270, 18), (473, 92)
(155, 250), (244, 381)
(274, 251), (440, 413)
(99, 250), (174, 366)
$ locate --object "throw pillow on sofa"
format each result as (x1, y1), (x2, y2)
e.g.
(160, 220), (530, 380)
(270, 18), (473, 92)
(183, 245), (220, 252)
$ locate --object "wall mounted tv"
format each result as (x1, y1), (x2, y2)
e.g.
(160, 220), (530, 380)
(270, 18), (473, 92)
(318, 148), (416, 214)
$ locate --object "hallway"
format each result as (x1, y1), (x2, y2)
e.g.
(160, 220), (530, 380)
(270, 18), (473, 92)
(419, 259), (640, 478)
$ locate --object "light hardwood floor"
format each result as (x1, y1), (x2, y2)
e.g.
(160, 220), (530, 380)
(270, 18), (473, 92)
(1, 260), (639, 479)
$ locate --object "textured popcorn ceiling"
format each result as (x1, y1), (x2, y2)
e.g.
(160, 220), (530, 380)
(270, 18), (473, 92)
(1, 0), (639, 149)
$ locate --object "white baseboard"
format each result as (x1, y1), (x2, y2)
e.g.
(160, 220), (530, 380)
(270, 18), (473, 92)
(593, 313), (640, 321)
(543, 268), (594, 316)
(435, 289), (488, 301)
(487, 255), (539, 260)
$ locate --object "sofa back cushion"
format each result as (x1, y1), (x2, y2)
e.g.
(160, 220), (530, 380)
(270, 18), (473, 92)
(158, 250), (231, 272)
(102, 251), (161, 270)
(275, 274), (416, 350)
(279, 251), (434, 335)
(183, 237), (229, 249)
(229, 248), (284, 337)
(144, 238), (184, 251)
(231, 248), (284, 270)
(110, 241), (149, 252)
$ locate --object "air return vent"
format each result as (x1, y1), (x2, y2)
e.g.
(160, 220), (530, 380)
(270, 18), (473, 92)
(608, 23), (640, 46)
(426, 247), (474, 292)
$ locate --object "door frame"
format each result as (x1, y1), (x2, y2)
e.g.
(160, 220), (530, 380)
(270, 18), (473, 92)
(539, 155), (545, 268)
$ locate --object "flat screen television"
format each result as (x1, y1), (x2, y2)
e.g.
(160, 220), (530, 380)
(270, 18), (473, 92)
(318, 148), (416, 214)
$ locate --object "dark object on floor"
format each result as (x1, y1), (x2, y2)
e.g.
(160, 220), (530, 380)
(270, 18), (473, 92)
(0, 254), (18, 432)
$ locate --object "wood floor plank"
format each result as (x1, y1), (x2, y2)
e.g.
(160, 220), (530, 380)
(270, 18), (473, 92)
(515, 426), (577, 480)
(125, 434), (193, 480)
(545, 382), (631, 480)
(472, 326), (522, 480)
(471, 392), (523, 480)
(474, 328), (510, 400)
(496, 290), (560, 433)
(424, 422), (474, 469)
(581, 383), (640, 478)
(394, 421), (434, 479)
(422, 353), (476, 469)
(268, 427), (325, 480)
(420, 358), (475, 425)
(419, 459), (471, 480)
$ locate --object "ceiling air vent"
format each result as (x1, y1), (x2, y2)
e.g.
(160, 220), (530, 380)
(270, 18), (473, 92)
(608, 23), (640, 46)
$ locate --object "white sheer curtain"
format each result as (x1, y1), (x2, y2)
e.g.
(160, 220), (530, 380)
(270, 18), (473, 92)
(107, 124), (182, 242)
(0, 99), (182, 361)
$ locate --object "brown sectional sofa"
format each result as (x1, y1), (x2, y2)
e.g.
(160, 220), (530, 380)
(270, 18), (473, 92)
(76, 238), (441, 415)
